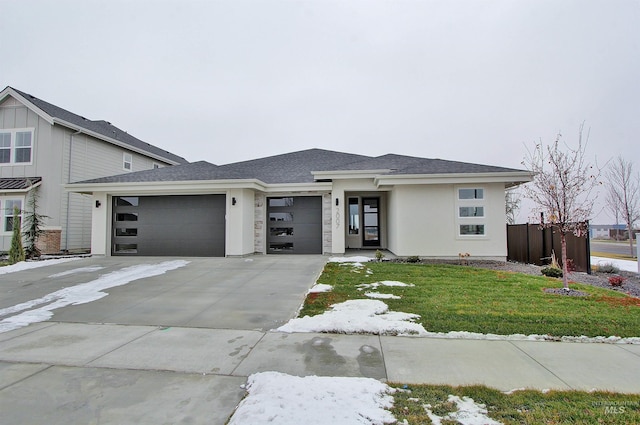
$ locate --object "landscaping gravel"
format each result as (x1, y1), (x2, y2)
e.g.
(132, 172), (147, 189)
(471, 260), (640, 298)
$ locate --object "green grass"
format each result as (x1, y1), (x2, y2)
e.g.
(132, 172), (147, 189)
(300, 262), (640, 337)
(391, 383), (640, 424)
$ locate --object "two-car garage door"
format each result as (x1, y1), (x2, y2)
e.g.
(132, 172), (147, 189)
(112, 194), (323, 256)
(112, 195), (226, 256)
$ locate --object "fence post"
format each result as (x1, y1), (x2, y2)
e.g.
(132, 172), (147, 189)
(586, 220), (592, 274)
(526, 223), (530, 264)
(636, 233), (639, 274)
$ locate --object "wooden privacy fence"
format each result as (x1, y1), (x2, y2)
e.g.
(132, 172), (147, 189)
(506, 223), (591, 273)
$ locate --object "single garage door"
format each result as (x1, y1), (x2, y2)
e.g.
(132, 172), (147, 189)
(112, 195), (226, 256)
(267, 196), (322, 254)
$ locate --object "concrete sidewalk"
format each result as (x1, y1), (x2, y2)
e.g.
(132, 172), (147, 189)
(1, 322), (639, 424)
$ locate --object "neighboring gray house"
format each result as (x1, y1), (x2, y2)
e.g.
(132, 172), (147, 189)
(70, 149), (532, 258)
(0, 86), (188, 254)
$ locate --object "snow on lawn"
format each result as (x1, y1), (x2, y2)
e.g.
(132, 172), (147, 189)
(227, 371), (396, 425)
(308, 283), (333, 293)
(0, 260), (189, 333)
(424, 395), (503, 425)
(591, 256), (638, 273)
(357, 281), (414, 290)
(0, 257), (82, 275)
(328, 256), (373, 264)
(365, 292), (401, 300)
(277, 299), (428, 336)
(277, 298), (640, 344)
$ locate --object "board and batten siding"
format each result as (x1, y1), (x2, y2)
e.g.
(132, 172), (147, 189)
(0, 94), (175, 252)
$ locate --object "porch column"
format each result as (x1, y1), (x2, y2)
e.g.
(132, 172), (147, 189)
(331, 188), (345, 254)
(91, 192), (109, 255)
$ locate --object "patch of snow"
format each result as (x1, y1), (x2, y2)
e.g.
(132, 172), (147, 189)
(277, 299), (427, 336)
(328, 256), (373, 263)
(424, 395), (503, 425)
(227, 371), (396, 425)
(308, 284), (333, 293)
(0, 260), (189, 333)
(0, 257), (82, 275)
(358, 281), (414, 290)
(365, 292), (401, 300)
(48, 266), (105, 278)
(591, 256), (638, 273)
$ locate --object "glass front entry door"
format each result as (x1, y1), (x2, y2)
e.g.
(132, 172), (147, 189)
(362, 197), (380, 247)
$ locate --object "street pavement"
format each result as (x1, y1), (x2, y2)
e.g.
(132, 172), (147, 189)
(0, 256), (639, 424)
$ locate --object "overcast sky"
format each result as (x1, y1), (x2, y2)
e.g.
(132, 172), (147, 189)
(1, 0), (638, 223)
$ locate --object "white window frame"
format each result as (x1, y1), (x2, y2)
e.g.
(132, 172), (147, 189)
(2, 198), (24, 234)
(0, 128), (34, 165)
(455, 187), (487, 238)
(123, 152), (133, 171)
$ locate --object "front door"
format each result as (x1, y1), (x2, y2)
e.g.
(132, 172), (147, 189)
(362, 197), (380, 247)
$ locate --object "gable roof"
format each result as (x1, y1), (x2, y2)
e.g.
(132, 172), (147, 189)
(72, 148), (531, 186)
(1, 86), (188, 165)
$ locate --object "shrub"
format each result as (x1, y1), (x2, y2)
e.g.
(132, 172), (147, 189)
(608, 275), (626, 287)
(8, 206), (25, 264)
(374, 249), (385, 261)
(597, 263), (620, 274)
(541, 266), (563, 278)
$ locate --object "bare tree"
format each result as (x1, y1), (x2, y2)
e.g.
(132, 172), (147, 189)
(522, 124), (601, 289)
(505, 188), (521, 224)
(605, 156), (640, 256)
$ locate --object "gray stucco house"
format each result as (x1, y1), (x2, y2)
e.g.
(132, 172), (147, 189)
(70, 149), (532, 259)
(0, 86), (187, 254)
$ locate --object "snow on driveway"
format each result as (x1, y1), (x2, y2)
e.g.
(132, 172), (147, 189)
(0, 260), (189, 333)
(0, 257), (82, 275)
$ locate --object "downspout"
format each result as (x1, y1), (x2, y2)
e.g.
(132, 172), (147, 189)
(64, 130), (81, 252)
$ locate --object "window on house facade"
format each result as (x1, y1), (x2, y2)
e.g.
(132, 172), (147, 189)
(3, 199), (22, 232)
(456, 187), (486, 236)
(153, 163), (161, 169)
(348, 198), (359, 235)
(123, 153), (133, 171)
(0, 129), (34, 164)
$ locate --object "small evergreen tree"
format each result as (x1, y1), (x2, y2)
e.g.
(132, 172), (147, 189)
(22, 186), (48, 259)
(8, 205), (25, 264)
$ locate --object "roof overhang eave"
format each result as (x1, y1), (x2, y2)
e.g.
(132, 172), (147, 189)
(374, 171), (534, 187)
(65, 178), (268, 195)
(0, 179), (43, 193)
(65, 179), (334, 195)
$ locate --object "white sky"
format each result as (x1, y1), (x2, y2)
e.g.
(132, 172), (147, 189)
(2, 0), (638, 223)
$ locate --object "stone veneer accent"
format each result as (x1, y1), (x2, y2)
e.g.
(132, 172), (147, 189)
(254, 193), (266, 254)
(322, 193), (332, 254)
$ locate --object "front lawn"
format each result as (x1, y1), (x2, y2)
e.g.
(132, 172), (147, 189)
(391, 383), (640, 424)
(300, 262), (640, 338)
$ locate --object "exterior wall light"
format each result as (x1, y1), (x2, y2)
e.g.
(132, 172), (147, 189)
(335, 198), (339, 206)
(95, 200), (101, 208)
(232, 197), (237, 206)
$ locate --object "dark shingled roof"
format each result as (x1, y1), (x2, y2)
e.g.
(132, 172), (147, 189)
(0, 177), (42, 190)
(73, 149), (529, 185)
(7, 87), (188, 165)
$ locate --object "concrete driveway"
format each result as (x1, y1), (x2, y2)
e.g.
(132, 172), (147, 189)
(0, 255), (329, 425)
